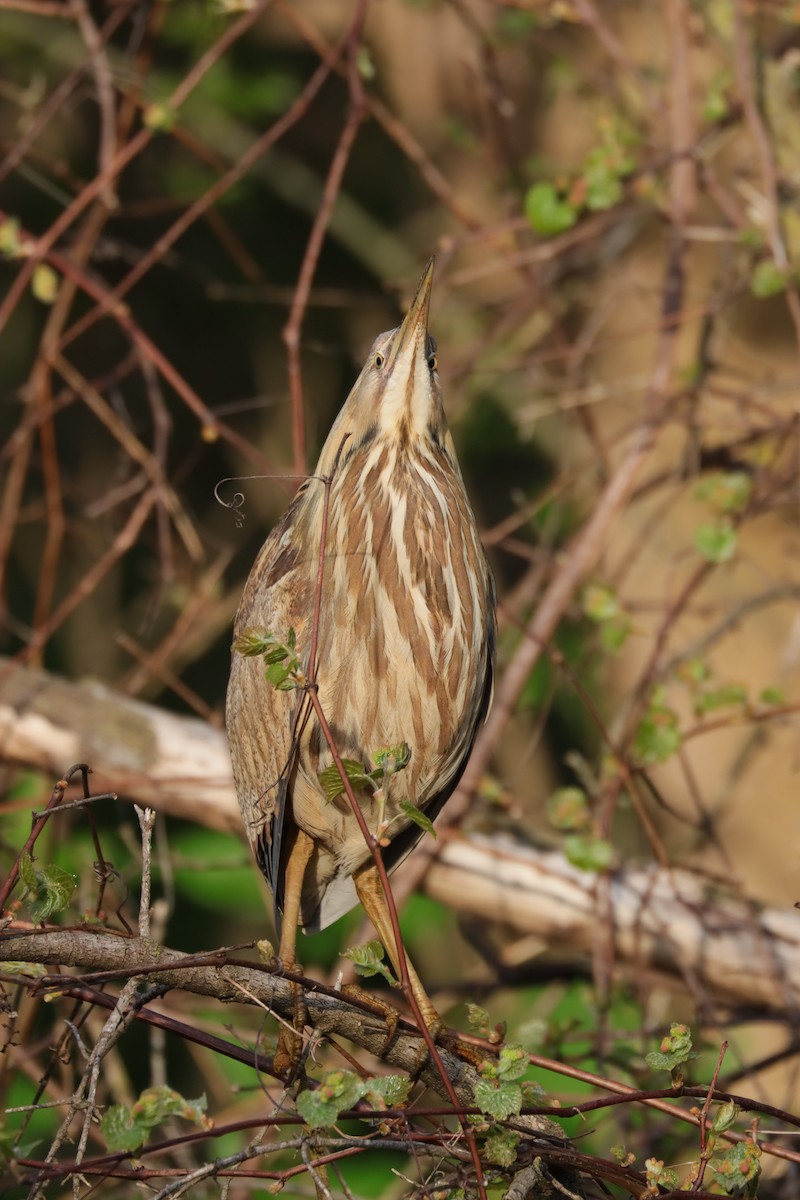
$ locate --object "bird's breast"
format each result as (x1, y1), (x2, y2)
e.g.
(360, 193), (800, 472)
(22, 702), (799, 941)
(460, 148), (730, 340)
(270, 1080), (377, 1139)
(305, 441), (490, 807)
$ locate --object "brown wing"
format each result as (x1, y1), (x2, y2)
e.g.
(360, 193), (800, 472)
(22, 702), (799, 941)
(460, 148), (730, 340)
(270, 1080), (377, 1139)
(225, 494), (314, 931)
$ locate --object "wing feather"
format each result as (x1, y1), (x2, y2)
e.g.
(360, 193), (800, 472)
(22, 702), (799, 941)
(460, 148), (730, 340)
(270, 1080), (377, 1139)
(226, 494), (315, 933)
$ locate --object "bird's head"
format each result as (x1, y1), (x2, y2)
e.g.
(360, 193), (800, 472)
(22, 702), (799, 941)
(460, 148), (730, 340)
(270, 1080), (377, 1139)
(317, 259), (447, 473)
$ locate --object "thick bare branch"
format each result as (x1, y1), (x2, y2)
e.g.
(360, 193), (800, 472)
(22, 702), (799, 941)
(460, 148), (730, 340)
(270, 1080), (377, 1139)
(2, 658), (798, 1020)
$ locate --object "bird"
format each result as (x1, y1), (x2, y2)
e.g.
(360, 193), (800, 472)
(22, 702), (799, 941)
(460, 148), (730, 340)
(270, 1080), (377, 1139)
(226, 260), (496, 1078)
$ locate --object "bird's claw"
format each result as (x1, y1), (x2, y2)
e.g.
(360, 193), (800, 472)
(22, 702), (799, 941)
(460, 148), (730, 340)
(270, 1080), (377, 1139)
(274, 978), (308, 1082)
(341, 983), (401, 1055)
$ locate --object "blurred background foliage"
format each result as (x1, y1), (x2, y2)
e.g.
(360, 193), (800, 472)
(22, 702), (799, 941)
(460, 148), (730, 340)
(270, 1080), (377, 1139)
(4, 0), (800, 1194)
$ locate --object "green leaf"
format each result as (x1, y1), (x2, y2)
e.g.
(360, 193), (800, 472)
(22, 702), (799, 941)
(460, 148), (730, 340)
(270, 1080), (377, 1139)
(582, 583), (620, 622)
(694, 522), (737, 563)
(100, 1105), (149, 1152)
(751, 259), (787, 297)
(263, 645), (290, 666)
(233, 629), (273, 657)
(372, 742), (411, 776)
(547, 786), (590, 832)
(342, 940), (397, 986)
(712, 1100), (739, 1135)
(759, 686), (785, 705)
(131, 1086), (207, 1130)
(644, 1158), (679, 1191)
(296, 1070), (365, 1130)
(32, 263), (59, 305)
(693, 684), (747, 715)
(0, 216), (23, 259)
(563, 834), (615, 873)
(703, 68), (733, 122)
(710, 1139), (761, 1195)
(143, 102), (177, 133)
(466, 1003), (492, 1036)
(646, 1023), (698, 1075)
(693, 471), (751, 513)
(356, 46), (376, 80)
(100, 1086), (208, 1150)
(497, 1044), (529, 1082)
(363, 1075), (412, 1108)
(600, 617), (631, 653)
(633, 705), (682, 765)
(0, 961), (46, 978)
(524, 182), (577, 236)
(318, 759), (373, 802)
(581, 585), (634, 651)
(474, 1079), (523, 1121)
(516, 1017), (547, 1052)
(265, 661), (295, 690)
(520, 1079), (546, 1105)
(582, 147), (624, 211)
(399, 799), (436, 838)
(677, 657), (710, 685)
(484, 1126), (520, 1167)
(18, 854), (76, 923)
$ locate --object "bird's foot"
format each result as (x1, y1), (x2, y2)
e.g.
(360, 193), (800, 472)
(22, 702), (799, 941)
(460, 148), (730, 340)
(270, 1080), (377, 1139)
(341, 983), (400, 1056)
(440, 1030), (494, 1071)
(273, 979), (308, 1083)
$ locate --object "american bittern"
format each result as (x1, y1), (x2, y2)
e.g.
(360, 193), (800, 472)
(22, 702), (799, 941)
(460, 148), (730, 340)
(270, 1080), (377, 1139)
(227, 261), (495, 1077)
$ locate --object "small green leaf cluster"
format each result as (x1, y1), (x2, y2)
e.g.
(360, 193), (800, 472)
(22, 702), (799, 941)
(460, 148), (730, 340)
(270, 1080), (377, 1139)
(645, 1022), (698, 1086)
(524, 119), (636, 236)
(0, 216), (23, 258)
(692, 470), (751, 564)
(694, 523), (737, 563)
(676, 658), (772, 720)
(582, 582), (631, 653)
(317, 742), (411, 804)
(643, 1156), (679, 1194)
(342, 940), (397, 987)
(234, 627), (304, 690)
(546, 786), (615, 873)
(750, 259), (788, 298)
(466, 1003), (505, 1044)
(703, 68), (734, 122)
(143, 102), (177, 133)
(18, 854), (76, 924)
(483, 1125), (520, 1167)
(632, 687), (682, 766)
(296, 1068), (411, 1130)
(473, 1043), (530, 1122)
(32, 264), (59, 305)
(693, 472), (752, 514)
(100, 1087), (208, 1152)
(562, 834), (615, 873)
(710, 1137), (761, 1196)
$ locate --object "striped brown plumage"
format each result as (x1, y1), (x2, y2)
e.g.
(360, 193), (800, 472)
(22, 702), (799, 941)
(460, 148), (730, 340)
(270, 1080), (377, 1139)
(226, 261), (495, 1074)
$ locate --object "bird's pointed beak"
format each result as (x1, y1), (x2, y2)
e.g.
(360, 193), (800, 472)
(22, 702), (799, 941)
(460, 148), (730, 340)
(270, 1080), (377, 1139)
(387, 258), (435, 371)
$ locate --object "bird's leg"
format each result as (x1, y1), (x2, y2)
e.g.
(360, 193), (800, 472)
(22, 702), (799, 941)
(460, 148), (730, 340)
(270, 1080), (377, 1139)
(352, 862), (491, 1072)
(353, 861), (441, 1036)
(274, 828), (315, 1081)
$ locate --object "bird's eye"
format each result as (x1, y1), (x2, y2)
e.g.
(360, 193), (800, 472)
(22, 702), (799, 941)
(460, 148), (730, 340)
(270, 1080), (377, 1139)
(374, 352), (385, 369)
(428, 352), (437, 372)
